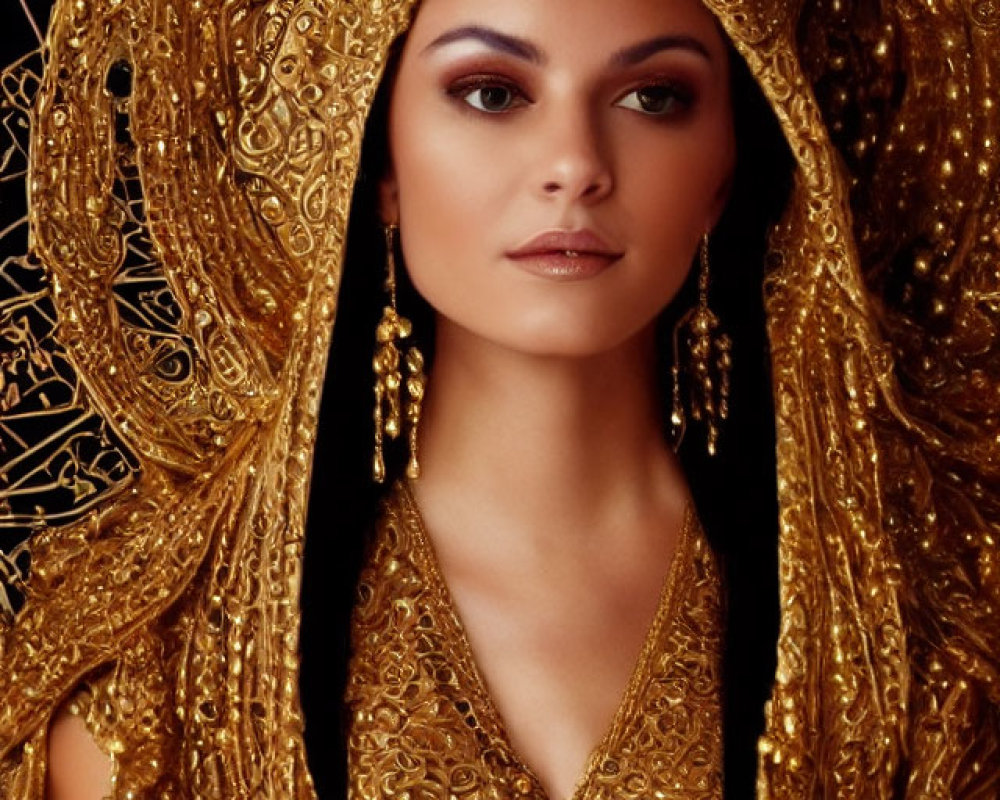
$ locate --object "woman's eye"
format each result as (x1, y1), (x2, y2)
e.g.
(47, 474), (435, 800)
(617, 84), (692, 116)
(452, 82), (524, 113)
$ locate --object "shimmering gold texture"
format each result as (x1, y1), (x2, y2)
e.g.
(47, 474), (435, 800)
(2, 1), (420, 795)
(346, 485), (724, 799)
(0, 0), (998, 797)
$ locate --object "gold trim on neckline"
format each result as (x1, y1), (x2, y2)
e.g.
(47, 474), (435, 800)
(394, 481), (697, 800)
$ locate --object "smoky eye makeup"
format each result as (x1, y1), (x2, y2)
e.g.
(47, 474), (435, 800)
(613, 70), (702, 118)
(432, 48), (709, 120)
(433, 53), (535, 113)
(617, 83), (696, 117)
(611, 53), (713, 116)
(442, 76), (702, 120)
(444, 73), (531, 113)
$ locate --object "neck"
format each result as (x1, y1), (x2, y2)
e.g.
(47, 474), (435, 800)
(412, 319), (687, 542)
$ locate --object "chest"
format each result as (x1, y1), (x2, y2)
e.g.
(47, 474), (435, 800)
(345, 490), (725, 800)
(442, 550), (676, 794)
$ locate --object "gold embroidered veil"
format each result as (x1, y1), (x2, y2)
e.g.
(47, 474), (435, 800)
(0, 0), (998, 796)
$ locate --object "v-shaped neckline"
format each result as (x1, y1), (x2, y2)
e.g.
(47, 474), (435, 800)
(397, 482), (696, 800)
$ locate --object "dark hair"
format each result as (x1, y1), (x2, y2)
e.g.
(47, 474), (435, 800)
(298, 35), (795, 800)
(675, 44), (795, 797)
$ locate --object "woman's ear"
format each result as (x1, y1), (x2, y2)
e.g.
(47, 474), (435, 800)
(379, 168), (400, 226)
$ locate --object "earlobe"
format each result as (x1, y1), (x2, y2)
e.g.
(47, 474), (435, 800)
(379, 171), (400, 226)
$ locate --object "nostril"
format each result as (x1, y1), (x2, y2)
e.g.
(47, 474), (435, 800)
(543, 181), (561, 193)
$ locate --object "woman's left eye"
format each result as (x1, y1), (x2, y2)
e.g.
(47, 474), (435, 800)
(616, 84), (694, 116)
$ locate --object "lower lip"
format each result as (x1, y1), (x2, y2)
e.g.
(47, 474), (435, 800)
(507, 252), (621, 281)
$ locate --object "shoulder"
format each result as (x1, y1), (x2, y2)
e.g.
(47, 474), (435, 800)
(47, 702), (113, 800)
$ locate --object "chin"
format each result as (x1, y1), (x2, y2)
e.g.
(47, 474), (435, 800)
(430, 289), (667, 360)
(477, 317), (654, 360)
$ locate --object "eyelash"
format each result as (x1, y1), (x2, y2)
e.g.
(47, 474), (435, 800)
(445, 74), (697, 118)
(619, 81), (696, 117)
(446, 76), (530, 113)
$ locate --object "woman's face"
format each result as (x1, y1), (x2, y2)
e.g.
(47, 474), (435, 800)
(381, 0), (735, 357)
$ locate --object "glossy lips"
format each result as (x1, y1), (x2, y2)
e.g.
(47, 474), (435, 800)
(505, 229), (624, 280)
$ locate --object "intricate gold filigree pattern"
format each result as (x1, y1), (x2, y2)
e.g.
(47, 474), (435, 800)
(0, 0), (997, 796)
(702, 2), (1000, 795)
(346, 485), (723, 800)
(1, 2), (418, 796)
(0, 36), (136, 620)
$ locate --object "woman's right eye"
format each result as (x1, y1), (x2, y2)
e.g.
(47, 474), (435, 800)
(449, 80), (526, 113)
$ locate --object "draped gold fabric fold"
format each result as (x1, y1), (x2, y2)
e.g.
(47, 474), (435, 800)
(0, 0), (997, 797)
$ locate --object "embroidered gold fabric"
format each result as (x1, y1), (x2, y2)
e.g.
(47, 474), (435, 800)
(1, 0), (999, 797)
(346, 486), (724, 800)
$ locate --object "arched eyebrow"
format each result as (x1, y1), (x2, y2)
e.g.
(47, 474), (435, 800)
(421, 27), (712, 67)
(422, 26), (543, 63)
(611, 35), (711, 66)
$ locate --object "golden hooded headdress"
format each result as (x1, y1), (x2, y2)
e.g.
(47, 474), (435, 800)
(0, 0), (998, 796)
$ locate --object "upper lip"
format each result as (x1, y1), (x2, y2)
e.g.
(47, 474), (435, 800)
(506, 229), (624, 258)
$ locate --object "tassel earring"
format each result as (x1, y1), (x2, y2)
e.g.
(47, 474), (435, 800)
(670, 233), (732, 456)
(373, 224), (426, 483)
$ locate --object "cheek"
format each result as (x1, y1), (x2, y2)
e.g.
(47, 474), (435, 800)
(614, 122), (734, 319)
(392, 89), (515, 223)
(625, 122), (732, 261)
(629, 123), (732, 228)
(393, 115), (490, 257)
(390, 106), (520, 322)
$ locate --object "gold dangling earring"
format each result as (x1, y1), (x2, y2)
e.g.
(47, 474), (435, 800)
(373, 224), (426, 482)
(671, 233), (731, 456)
(404, 344), (426, 480)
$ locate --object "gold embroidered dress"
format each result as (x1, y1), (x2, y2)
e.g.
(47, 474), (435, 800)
(0, 0), (999, 797)
(346, 486), (724, 799)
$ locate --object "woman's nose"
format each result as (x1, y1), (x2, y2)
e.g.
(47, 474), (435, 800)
(535, 105), (614, 204)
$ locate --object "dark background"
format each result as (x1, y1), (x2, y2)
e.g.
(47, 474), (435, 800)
(0, 1), (51, 64)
